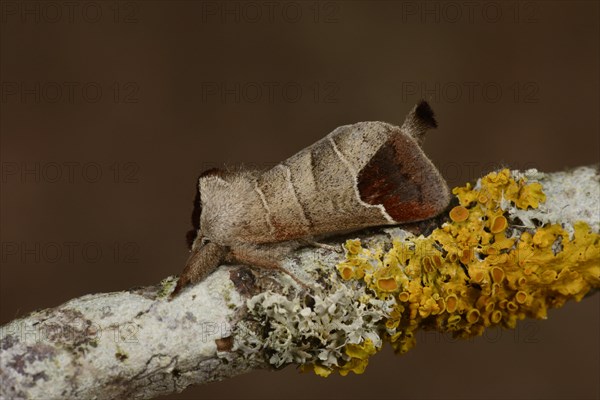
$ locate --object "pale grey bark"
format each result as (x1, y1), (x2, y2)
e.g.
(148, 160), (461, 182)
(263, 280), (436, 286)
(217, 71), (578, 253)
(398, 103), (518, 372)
(0, 269), (269, 400)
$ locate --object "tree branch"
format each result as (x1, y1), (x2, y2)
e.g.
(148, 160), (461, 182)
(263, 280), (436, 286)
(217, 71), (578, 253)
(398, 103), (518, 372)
(1, 166), (599, 400)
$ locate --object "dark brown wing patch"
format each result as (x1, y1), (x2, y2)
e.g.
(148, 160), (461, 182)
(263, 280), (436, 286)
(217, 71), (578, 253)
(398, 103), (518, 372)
(357, 132), (449, 222)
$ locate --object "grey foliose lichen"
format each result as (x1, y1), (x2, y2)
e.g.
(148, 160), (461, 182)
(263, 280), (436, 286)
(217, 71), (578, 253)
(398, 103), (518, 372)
(235, 249), (395, 370)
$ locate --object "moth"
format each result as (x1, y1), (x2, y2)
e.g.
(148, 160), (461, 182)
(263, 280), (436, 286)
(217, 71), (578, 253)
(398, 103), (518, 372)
(171, 101), (450, 297)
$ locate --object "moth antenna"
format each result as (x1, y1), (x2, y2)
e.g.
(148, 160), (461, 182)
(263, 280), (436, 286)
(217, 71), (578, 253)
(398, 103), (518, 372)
(401, 100), (438, 146)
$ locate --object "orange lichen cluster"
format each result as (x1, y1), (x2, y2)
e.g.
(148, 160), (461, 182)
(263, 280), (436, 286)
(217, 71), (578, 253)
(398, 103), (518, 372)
(309, 169), (600, 376)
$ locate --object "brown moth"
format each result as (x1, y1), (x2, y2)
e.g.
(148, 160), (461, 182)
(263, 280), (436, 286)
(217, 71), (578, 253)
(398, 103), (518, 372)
(171, 101), (450, 297)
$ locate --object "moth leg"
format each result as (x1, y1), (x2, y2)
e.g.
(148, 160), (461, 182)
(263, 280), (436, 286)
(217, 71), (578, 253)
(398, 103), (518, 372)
(301, 239), (342, 253)
(229, 244), (310, 290)
(170, 242), (227, 299)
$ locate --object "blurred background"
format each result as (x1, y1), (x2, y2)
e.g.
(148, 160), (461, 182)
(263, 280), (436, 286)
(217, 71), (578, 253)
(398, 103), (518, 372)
(1, 1), (598, 399)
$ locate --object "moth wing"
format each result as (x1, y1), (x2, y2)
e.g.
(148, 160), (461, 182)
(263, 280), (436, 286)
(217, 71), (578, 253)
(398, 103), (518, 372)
(356, 127), (450, 222)
(349, 101), (449, 222)
(229, 101), (449, 244)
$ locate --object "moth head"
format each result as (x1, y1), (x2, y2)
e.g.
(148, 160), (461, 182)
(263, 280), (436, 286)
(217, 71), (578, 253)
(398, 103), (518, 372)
(185, 175), (203, 250)
(186, 168), (237, 250)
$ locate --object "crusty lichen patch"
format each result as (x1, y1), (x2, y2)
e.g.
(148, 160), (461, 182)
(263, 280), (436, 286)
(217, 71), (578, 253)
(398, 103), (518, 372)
(301, 168), (599, 376)
(238, 269), (395, 376)
(157, 276), (177, 298)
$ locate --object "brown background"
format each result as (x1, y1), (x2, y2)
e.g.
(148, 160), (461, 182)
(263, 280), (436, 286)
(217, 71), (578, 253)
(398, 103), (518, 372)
(1, 1), (599, 399)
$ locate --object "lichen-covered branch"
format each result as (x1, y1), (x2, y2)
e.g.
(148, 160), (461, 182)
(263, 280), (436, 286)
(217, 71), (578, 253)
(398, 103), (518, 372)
(1, 167), (599, 399)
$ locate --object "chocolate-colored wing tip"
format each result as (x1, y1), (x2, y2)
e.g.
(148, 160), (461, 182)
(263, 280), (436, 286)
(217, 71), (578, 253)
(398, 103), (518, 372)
(415, 100), (438, 129)
(358, 132), (449, 222)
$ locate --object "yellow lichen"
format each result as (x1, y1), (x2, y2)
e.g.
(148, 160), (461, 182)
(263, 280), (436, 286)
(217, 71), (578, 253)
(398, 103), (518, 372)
(398, 292), (410, 302)
(302, 363), (333, 378)
(449, 206), (469, 222)
(490, 215), (508, 233)
(339, 266), (354, 280)
(321, 169), (600, 377)
(516, 182), (546, 209)
(377, 277), (399, 292)
(515, 291), (528, 304)
(467, 309), (481, 324)
(338, 339), (378, 376)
